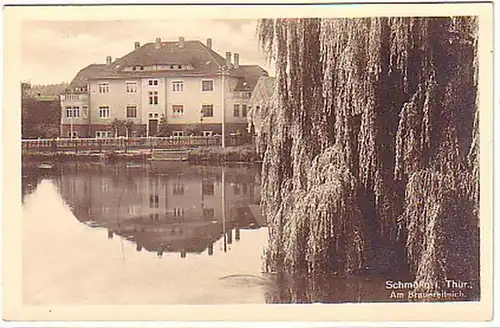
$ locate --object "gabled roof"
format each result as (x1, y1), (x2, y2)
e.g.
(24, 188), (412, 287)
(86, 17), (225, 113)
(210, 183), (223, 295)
(69, 64), (112, 88)
(113, 40), (226, 72)
(68, 39), (268, 92)
(232, 65), (269, 91)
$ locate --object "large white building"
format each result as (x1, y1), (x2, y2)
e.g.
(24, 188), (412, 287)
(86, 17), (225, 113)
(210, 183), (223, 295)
(60, 37), (268, 138)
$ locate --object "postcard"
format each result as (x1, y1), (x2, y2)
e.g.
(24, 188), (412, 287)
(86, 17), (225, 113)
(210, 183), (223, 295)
(3, 1), (494, 323)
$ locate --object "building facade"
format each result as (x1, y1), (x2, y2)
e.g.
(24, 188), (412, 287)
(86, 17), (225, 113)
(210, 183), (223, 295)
(60, 37), (268, 138)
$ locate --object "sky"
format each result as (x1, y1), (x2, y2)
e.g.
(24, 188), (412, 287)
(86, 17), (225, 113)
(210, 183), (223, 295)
(21, 19), (273, 85)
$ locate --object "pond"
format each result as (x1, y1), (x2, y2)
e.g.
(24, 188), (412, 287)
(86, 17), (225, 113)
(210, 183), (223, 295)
(22, 161), (444, 305)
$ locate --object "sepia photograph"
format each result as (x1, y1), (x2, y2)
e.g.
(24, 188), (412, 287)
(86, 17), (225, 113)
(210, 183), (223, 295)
(3, 1), (494, 322)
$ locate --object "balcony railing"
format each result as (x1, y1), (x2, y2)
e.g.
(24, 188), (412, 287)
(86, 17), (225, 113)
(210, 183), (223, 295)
(231, 91), (252, 99)
(60, 93), (88, 101)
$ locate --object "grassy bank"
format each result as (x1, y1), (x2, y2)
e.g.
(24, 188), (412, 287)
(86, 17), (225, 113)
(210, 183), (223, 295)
(22, 150), (149, 163)
(22, 145), (260, 164)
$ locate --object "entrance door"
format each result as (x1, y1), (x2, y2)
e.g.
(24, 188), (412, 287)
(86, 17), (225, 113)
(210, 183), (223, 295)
(148, 119), (158, 137)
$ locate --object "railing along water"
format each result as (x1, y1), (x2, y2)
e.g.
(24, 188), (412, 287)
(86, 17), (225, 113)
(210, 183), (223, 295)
(22, 136), (248, 153)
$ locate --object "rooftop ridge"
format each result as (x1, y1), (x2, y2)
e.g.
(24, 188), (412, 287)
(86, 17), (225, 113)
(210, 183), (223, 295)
(192, 40), (226, 67)
(67, 38), (267, 90)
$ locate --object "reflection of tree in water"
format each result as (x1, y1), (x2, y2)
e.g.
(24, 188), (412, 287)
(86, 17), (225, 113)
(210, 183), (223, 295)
(22, 174), (40, 201)
(264, 272), (404, 304)
(22, 163), (59, 201)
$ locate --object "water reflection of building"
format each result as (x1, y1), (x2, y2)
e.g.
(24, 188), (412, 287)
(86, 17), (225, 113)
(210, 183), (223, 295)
(56, 163), (263, 257)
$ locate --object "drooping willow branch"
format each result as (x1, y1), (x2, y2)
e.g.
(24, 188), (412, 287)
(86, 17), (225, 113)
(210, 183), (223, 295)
(256, 16), (479, 287)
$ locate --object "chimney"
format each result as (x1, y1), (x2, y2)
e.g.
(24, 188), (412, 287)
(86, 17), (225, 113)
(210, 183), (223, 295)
(106, 56), (112, 65)
(179, 37), (185, 48)
(134, 41), (140, 49)
(206, 38), (212, 49)
(233, 53), (240, 69)
(155, 37), (161, 49)
(225, 52), (232, 68)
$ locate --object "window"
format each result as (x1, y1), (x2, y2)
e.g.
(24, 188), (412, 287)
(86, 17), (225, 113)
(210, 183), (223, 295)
(173, 181), (184, 195)
(172, 105), (184, 117)
(101, 181), (110, 193)
(126, 82), (137, 93)
(173, 208), (184, 217)
(149, 178), (158, 190)
(177, 65), (182, 69)
(127, 181), (138, 193)
(67, 131), (78, 138)
(82, 106), (88, 119)
(172, 81), (183, 92)
(233, 104), (240, 117)
(149, 213), (160, 221)
(202, 131), (213, 137)
(140, 66), (144, 71)
(148, 79), (159, 86)
(202, 80), (214, 91)
(66, 106), (80, 118)
(99, 106), (110, 118)
(202, 104), (214, 117)
(96, 131), (112, 138)
(149, 91), (158, 105)
(242, 104), (248, 118)
(126, 105), (137, 118)
(149, 194), (159, 208)
(202, 180), (214, 196)
(170, 65), (175, 69)
(203, 208), (215, 220)
(233, 184), (240, 195)
(98, 83), (109, 93)
(172, 131), (184, 137)
(127, 206), (137, 215)
(72, 107), (80, 118)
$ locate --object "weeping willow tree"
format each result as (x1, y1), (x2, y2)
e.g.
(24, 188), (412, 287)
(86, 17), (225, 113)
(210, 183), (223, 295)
(258, 17), (479, 291)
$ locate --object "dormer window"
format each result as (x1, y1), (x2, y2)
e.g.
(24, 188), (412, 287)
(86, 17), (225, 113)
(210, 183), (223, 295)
(133, 66), (137, 71)
(170, 65), (175, 69)
(140, 66), (144, 71)
(177, 65), (182, 69)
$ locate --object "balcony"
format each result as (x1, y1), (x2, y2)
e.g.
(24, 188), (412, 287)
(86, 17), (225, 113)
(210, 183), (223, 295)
(231, 91), (252, 99)
(60, 93), (89, 102)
